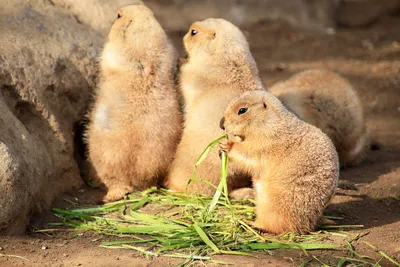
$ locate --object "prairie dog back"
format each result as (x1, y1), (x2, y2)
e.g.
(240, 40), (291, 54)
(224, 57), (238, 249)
(220, 90), (339, 234)
(85, 5), (182, 202)
(269, 69), (367, 167)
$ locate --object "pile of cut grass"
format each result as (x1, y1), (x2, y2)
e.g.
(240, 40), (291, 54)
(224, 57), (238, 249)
(51, 187), (345, 265)
(48, 136), (400, 266)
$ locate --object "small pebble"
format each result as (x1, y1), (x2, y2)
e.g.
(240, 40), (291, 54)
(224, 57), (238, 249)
(325, 27), (336, 35)
(287, 32), (296, 40)
(56, 241), (68, 247)
(276, 63), (286, 72)
(41, 245), (48, 250)
(361, 39), (374, 50)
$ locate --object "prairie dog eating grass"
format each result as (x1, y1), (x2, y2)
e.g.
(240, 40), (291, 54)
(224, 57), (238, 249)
(220, 90), (339, 234)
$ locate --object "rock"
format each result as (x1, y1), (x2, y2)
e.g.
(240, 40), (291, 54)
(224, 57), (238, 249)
(0, 0), (103, 234)
(50, 0), (144, 37)
(0, 98), (50, 234)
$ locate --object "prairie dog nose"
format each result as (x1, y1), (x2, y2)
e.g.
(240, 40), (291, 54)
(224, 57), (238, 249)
(220, 117), (225, 130)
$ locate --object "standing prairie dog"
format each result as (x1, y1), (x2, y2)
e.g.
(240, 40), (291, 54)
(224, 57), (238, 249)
(219, 90), (339, 234)
(268, 69), (367, 167)
(85, 5), (182, 202)
(165, 18), (264, 196)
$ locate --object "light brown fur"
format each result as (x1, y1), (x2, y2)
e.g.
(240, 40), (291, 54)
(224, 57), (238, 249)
(219, 90), (339, 234)
(268, 69), (367, 167)
(165, 18), (264, 195)
(85, 5), (182, 202)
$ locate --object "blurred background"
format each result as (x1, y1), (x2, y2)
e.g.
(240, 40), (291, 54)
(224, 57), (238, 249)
(42, 0), (400, 35)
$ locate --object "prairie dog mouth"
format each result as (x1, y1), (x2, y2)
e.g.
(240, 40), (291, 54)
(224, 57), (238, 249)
(233, 135), (245, 142)
(227, 132), (244, 142)
(122, 20), (132, 40)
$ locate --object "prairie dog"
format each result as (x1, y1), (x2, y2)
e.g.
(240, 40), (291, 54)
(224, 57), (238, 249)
(165, 18), (264, 195)
(219, 90), (339, 234)
(268, 69), (367, 167)
(85, 5), (182, 202)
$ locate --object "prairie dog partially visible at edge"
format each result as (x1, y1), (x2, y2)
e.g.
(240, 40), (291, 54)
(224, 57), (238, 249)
(268, 69), (367, 167)
(219, 90), (339, 234)
(165, 18), (264, 196)
(85, 5), (182, 202)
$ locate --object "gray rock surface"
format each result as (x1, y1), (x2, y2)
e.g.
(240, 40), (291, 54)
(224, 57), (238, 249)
(0, 0), (102, 234)
(51, 0), (144, 36)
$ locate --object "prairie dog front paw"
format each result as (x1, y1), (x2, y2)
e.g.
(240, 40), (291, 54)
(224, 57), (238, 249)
(219, 138), (233, 154)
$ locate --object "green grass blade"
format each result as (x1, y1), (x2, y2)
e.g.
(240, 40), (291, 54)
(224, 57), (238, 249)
(221, 150), (230, 200)
(192, 222), (220, 253)
(247, 242), (339, 250)
(187, 135), (227, 189)
(115, 224), (183, 234)
(101, 239), (156, 246)
(219, 250), (255, 257)
(363, 241), (400, 266)
(207, 177), (224, 216)
(161, 254), (211, 260)
(194, 135), (227, 168)
(130, 198), (150, 211)
(0, 253), (29, 261)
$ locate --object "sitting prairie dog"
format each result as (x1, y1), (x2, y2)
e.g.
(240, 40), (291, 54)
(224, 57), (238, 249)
(165, 18), (264, 196)
(85, 5), (182, 202)
(268, 69), (367, 167)
(219, 90), (339, 234)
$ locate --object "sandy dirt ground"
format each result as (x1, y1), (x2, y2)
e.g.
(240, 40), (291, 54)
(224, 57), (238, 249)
(1, 12), (399, 267)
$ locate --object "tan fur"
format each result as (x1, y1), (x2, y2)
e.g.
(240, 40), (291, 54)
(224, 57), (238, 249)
(219, 90), (339, 234)
(85, 5), (182, 202)
(268, 69), (367, 167)
(165, 18), (264, 195)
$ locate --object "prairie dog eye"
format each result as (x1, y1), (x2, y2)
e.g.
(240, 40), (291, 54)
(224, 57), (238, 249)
(238, 107), (248, 115)
(191, 29), (198, 36)
(117, 13), (122, 19)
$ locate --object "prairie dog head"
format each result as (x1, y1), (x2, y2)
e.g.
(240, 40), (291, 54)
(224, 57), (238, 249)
(102, 5), (169, 72)
(183, 18), (252, 61)
(220, 90), (294, 141)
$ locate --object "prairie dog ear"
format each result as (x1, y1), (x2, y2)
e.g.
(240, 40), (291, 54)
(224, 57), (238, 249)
(211, 32), (216, 39)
